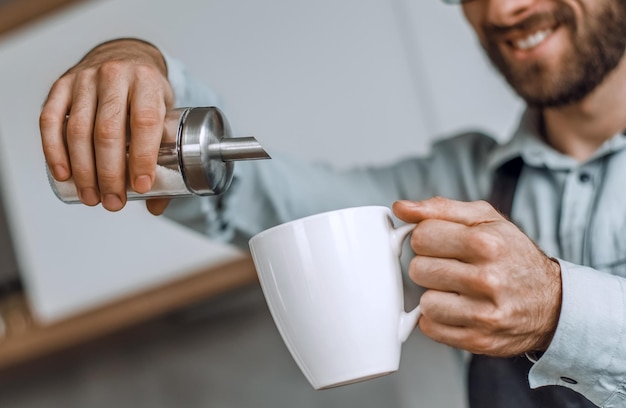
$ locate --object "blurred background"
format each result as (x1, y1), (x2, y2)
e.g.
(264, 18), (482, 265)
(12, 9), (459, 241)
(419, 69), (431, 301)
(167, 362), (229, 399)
(0, 0), (522, 407)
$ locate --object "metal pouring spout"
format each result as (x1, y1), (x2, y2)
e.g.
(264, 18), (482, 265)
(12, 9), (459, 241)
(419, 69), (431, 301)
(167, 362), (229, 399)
(217, 137), (272, 161)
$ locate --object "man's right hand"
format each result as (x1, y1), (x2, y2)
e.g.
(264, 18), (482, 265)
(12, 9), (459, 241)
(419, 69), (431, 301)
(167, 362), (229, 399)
(39, 38), (175, 213)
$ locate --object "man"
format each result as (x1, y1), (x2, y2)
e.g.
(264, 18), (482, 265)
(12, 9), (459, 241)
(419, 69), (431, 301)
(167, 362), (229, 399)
(39, 0), (626, 406)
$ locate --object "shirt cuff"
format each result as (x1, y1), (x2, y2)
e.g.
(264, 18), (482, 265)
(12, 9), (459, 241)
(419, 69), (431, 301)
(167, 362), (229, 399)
(528, 259), (626, 406)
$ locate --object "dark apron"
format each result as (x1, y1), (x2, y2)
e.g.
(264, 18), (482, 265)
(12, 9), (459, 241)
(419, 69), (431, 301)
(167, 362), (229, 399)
(468, 157), (596, 407)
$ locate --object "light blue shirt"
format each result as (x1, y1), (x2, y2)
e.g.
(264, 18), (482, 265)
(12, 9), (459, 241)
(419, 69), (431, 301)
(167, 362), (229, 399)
(164, 56), (626, 407)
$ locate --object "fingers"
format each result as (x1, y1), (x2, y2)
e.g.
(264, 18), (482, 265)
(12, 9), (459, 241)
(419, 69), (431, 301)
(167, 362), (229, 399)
(417, 289), (539, 356)
(93, 64), (131, 211)
(39, 39), (174, 212)
(127, 67), (170, 194)
(393, 197), (502, 226)
(409, 255), (481, 295)
(146, 198), (170, 215)
(419, 289), (494, 327)
(409, 219), (473, 259)
(66, 71), (99, 205)
(40, 77), (73, 181)
(92, 62), (173, 211)
(409, 218), (508, 268)
(394, 197), (509, 263)
(418, 314), (498, 355)
(416, 291), (496, 354)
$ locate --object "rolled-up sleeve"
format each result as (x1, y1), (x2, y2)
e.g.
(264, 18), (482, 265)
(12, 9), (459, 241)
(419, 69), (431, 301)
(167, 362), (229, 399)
(161, 55), (497, 248)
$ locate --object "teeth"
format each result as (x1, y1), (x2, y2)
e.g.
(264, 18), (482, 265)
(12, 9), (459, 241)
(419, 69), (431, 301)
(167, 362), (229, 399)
(514, 29), (553, 50)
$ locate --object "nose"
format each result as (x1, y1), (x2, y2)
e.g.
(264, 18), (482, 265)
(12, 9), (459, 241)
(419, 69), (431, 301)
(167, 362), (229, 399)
(483, 0), (537, 26)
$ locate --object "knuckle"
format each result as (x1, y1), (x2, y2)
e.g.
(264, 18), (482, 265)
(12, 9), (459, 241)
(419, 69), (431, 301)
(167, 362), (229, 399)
(94, 121), (124, 142)
(418, 290), (437, 314)
(41, 142), (65, 163)
(41, 142), (62, 157)
(429, 196), (449, 208)
(71, 167), (95, 184)
(418, 317), (435, 339)
(39, 109), (58, 129)
(97, 60), (126, 79)
(51, 75), (74, 92)
(469, 229), (504, 259)
(94, 114), (126, 144)
(409, 232), (421, 252)
(73, 87), (92, 104)
(469, 335), (495, 354)
(128, 151), (156, 170)
(430, 195), (446, 203)
(408, 257), (421, 279)
(65, 118), (93, 139)
(480, 271), (505, 295)
(472, 263), (508, 299)
(475, 199), (499, 218)
(410, 223), (431, 252)
(480, 308), (505, 332)
(472, 303), (509, 335)
(97, 171), (123, 190)
(134, 63), (161, 79)
(409, 256), (422, 273)
(475, 199), (494, 212)
(130, 108), (163, 130)
(73, 69), (97, 88)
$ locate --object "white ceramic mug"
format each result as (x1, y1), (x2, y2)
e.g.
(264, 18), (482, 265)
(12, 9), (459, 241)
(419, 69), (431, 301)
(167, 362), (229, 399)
(249, 206), (421, 390)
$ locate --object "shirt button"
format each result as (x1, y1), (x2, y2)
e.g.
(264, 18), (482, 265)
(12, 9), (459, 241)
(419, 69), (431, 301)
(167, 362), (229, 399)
(579, 173), (591, 183)
(560, 376), (578, 385)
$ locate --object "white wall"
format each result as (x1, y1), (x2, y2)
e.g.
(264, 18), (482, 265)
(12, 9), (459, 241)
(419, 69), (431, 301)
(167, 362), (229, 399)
(398, 0), (523, 138)
(167, 0), (523, 166)
(168, 0), (431, 167)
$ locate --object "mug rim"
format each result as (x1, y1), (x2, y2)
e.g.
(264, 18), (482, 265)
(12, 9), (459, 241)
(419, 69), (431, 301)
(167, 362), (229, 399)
(248, 205), (391, 244)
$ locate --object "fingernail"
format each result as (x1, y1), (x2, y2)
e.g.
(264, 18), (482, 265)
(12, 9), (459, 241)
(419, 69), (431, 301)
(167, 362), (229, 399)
(80, 188), (100, 206)
(53, 165), (69, 180)
(134, 175), (153, 194)
(102, 194), (123, 211)
(396, 200), (419, 207)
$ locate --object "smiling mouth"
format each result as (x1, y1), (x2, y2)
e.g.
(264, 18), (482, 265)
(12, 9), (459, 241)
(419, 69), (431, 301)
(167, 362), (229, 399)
(505, 27), (556, 51)
(511, 28), (554, 50)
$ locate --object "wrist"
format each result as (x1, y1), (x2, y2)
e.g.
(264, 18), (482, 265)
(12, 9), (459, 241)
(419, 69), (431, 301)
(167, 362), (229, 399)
(533, 257), (562, 351)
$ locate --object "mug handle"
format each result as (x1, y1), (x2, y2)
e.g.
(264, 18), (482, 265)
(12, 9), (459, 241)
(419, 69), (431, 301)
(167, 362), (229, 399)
(391, 223), (422, 343)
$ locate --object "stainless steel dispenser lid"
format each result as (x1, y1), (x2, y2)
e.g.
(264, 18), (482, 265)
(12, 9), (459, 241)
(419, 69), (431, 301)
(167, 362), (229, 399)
(178, 107), (270, 195)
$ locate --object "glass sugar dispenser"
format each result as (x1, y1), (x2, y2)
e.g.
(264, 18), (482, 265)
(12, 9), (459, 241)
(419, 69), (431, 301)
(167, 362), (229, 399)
(48, 107), (270, 203)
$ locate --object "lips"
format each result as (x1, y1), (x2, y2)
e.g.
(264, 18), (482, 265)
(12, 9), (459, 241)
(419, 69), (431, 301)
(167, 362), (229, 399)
(484, 11), (563, 55)
(511, 28), (554, 50)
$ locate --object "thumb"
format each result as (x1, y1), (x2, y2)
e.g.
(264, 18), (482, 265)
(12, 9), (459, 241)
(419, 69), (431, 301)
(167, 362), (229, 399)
(392, 199), (431, 224)
(392, 197), (502, 226)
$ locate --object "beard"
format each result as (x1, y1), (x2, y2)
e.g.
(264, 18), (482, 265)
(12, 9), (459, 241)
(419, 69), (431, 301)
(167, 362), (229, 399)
(482, 1), (626, 108)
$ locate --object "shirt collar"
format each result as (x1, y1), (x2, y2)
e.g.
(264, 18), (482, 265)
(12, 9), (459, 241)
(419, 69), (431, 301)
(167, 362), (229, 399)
(487, 107), (626, 171)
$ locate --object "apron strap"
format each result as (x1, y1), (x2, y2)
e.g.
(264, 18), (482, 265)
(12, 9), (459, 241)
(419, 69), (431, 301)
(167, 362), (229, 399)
(468, 157), (595, 407)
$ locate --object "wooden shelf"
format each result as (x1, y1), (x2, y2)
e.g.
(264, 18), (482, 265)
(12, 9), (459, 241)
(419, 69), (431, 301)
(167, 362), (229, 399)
(0, 0), (86, 37)
(0, 255), (258, 370)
